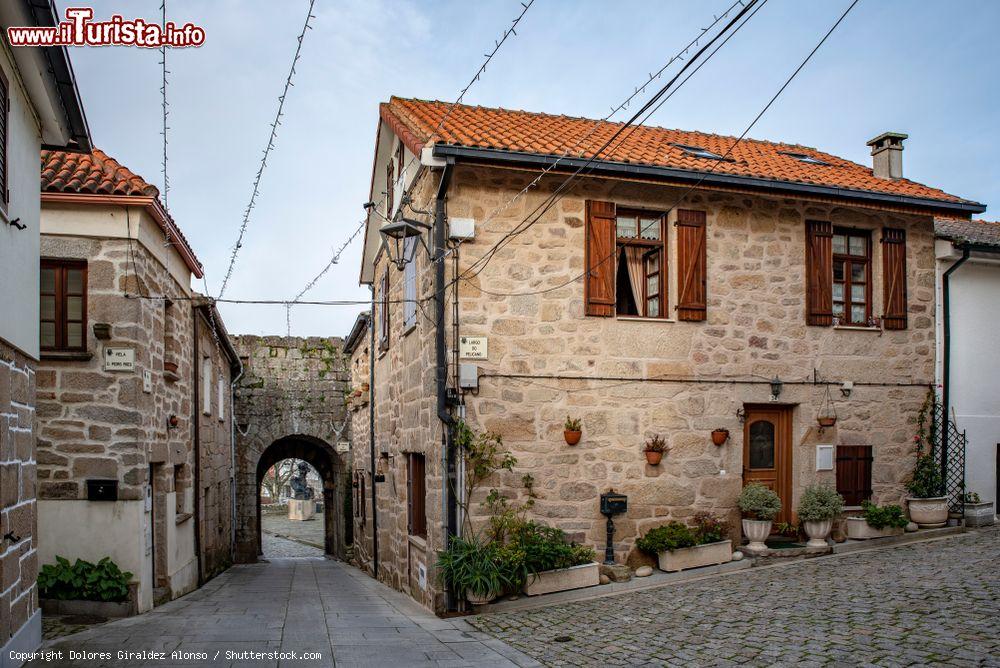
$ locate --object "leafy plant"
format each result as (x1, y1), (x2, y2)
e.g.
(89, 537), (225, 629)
(797, 485), (845, 522)
(515, 522), (595, 573)
(453, 419), (517, 534)
(738, 483), (782, 521)
(436, 536), (508, 600)
(636, 522), (698, 554)
(564, 416), (582, 432)
(38, 556), (132, 602)
(860, 500), (908, 529)
(643, 435), (667, 453)
(906, 389), (944, 499)
(691, 512), (728, 544)
(964, 492), (982, 504)
(774, 521), (800, 538)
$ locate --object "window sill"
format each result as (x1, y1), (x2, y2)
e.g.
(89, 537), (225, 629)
(833, 325), (881, 333)
(408, 534), (427, 550)
(41, 350), (93, 361)
(175, 512), (192, 525)
(616, 316), (675, 323)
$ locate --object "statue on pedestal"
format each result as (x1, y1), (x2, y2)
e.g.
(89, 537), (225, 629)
(290, 461), (314, 500)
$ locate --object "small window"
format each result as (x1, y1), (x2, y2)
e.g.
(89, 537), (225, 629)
(832, 228), (871, 325)
(671, 143), (729, 161)
(40, 259), (87, 352)
(779, 151), (830, 166)
(614, 211), (665, 318)
(202, 357), (212, 415)
(407, 453), (426, 538)
(402, 237), (417, 330)
(217, 376), (225, 422)
(378, 269), (390, 351)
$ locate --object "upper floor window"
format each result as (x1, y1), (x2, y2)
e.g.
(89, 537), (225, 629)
(202, 357), (212, 415)
(407, 452), (426, 538)
(614, 211), (665, 318)
(395, 140), (405, 183)
(378, 268), (390, 351)
(385, 161), (394, 217)
(40, 259), (87, 352)
(402, 237), (417, 330)
(832, 228), (871, 326)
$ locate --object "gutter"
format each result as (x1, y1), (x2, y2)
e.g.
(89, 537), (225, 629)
(432, 145), (987, 216)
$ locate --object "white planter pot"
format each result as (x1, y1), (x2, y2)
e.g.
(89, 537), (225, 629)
(523, 562), (600, 597)
(845, 517), (904, 540)
(465, 589), (495, 606)
(964, 501), (995, 527)
(656, 540), (732, 572)
(906, 496), (949, 528)
(741, 519), (771, 551)
(802, 519), (833, 548)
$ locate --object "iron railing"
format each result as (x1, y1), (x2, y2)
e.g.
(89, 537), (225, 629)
(930, 401), (967, 514)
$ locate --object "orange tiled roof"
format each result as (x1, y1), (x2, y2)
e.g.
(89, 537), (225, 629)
(935, 218), (1000, 248)
(40, 149), (203, 277)
(381, 97), (981, 209)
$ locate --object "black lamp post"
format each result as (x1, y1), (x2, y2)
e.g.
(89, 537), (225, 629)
(379, 218), (431, 271)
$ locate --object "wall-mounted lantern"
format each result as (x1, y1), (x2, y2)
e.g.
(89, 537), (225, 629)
(379, 218), (431, 271)
(769, 376), (783, 401)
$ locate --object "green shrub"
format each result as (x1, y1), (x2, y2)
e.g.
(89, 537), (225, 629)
(797, 485), (845, 522)
(738, 483), (782, 521)
(636, 522), (698, 554)
(860, 500), (908, 529)
(691, 512), (728, 544)
(38, 556), (132, 602)
(514, 522), (595, 573)
(436, 536), (508, 599)
(906, 451), (944, 499)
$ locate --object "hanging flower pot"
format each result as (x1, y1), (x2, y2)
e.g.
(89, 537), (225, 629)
(644, 450), (663, 466)
(817, 415), (837, 428)
(711, 428), (730, 446)
(816, 385), (838, 431)
(563, 416), (582, 445)
(643, 435), (666, 465)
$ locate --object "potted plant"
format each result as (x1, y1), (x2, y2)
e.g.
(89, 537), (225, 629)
(563, 416), (582, 446)
(816, 385), (837, 429)
(39, 556), (136, 618)
(710, 428), (729, 446)
(963, 492), (995, 528)
(516, 522), (599, 596)
(797, 485), (844, 548)
(636, 513), (732, 572)
(436, 536), (507, 605)
(846, 500), (907, 539)
(738, 483), (781, 551)
(643, 435), (667, 465)
(905, 447), (948, 528)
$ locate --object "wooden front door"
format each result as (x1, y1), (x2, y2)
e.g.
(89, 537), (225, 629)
(742, 405), (793, 526)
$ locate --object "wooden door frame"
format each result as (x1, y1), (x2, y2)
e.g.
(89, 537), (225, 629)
(742, 404), (794, 526)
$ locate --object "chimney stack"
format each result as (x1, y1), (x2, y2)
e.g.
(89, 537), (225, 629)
(866, 131), (907, 180)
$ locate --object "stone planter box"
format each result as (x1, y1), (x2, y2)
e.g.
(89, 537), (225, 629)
(964, 501), (995, 527)
(524, 562), (600, 597)
(656, 540), (732, 572)
(41, 596), (134, 618)
(906, 496), (949, 528)
(845, 517), (905, 540)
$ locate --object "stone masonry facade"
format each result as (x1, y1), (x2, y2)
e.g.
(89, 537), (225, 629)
(231, 336), (350, 563)
(0, 342), (37, 657)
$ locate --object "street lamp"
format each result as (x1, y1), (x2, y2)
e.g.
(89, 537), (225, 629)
(379, 218), (431, 271)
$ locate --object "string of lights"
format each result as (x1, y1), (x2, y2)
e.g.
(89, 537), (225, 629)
(217, 0), (317, 300)
(453, 0), (858, 300)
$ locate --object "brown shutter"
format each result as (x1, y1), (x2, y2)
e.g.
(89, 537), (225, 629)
(675, 210), (707, 321)
(585, 200), (616, 317)
(836, 445), (873, 506)
(881, 228), (908, 330)
(805, 220), (834, 326)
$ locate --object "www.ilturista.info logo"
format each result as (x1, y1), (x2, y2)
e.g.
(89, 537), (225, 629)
(6, 7), (205, 48)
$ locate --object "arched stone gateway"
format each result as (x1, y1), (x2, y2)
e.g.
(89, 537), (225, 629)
(230, 335), (350, 562)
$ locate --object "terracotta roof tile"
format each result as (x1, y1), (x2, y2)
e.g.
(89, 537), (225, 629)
(935, 218), (1000, 248)
(41, 148), (159, 196)
(382, 97), (979, 208)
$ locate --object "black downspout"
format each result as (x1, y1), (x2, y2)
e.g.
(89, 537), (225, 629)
(434, 161), (456, 611)
(941, 245), (970, 488)
(192, 307), (203, 586)
(369, 288), (378, 579)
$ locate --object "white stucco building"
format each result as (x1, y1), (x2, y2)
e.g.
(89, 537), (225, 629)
(935, 217), (1000, 510)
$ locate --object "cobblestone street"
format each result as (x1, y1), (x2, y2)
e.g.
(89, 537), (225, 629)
(470, 528), (1000, 667)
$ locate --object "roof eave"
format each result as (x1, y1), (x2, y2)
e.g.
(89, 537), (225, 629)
(433, 145), (987, 216)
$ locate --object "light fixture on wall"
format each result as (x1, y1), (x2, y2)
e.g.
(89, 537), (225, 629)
(379, 217), (431, 271)
(769, 376), (783, 401)
(840, 381), (854, 398)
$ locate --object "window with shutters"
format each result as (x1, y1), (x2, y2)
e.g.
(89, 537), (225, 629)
(613, 210), (666, 318)
(406, 453), (426, 538)
(832, 228), (872, 326)
(40, 260), (87, 352)
(378, 268), (390, 351)
(385, 161), (395, 218)
(0, 67), (8, 210)
(395, 140), (405, 185)
(402, 237), (417, 331)
(836, 445), (873, 506)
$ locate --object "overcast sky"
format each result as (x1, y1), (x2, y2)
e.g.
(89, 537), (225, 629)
(66, 0), (1000, 337)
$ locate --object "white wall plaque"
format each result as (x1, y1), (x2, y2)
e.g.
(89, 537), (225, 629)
(104, 348), (135, 372)
(816, 445), (834, 471)
(459, 336), (487, 360)
(336, 441), (350, 454)
(142, 369), (152, 393)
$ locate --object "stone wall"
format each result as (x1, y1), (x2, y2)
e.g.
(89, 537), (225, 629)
(0, 341), (38, 657)
(231, 336), (350, 562)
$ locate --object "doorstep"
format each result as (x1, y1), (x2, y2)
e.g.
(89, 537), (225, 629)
(830, 525), (964, 555)
(476, 559), (751, 614)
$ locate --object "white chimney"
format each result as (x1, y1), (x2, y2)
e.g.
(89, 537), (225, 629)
(866, 132), (907, 180)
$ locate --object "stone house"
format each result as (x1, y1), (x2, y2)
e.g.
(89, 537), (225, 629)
(0, 2), (91, 662)
(933, 217), (1000, 509)
(349, 97), (987, 613)
(35, 149), (240, 613)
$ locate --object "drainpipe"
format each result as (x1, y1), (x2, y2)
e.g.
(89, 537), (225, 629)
(369, 284), (378, 578)
(941, 244), (970, 487)
(192, 307), (202, 585)
(433, 161), (456, 610)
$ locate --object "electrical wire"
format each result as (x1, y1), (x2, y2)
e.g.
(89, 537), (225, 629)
(159, 0), (171, 245)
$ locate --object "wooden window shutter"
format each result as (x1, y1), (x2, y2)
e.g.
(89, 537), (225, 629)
(675, 210), (707, 321)
(836, 445), (873, 506)
(805, 220), (834, 326)
(881, 228), (908, 330)
(585, 200), (616, 317)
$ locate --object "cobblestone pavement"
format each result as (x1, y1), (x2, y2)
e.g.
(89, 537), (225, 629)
(262, 527), (323, 558)
(33, 558), (538, 668)
(470, 527), (1000, 667)
(262, 512), (325, 554)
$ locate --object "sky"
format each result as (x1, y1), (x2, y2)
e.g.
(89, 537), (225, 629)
(66, 0), (1000, 337)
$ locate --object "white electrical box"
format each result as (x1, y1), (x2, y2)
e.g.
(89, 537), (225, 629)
(459, 363), (479, 390)
(449, 217), (475, 240)
(816, 445), (834, 471)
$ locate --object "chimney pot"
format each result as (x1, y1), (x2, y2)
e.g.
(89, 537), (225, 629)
(866, 131), (908, 180)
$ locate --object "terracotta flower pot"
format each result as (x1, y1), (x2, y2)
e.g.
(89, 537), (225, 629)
(711, 429), (729, 446)
(163, 361), (178, 374)
(803, 519), (832, 548)
(906, 496), (949, 528)
(644, 450), (663, 466)
(817, 416), (837, 428)
(564, 430), (582, 446)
